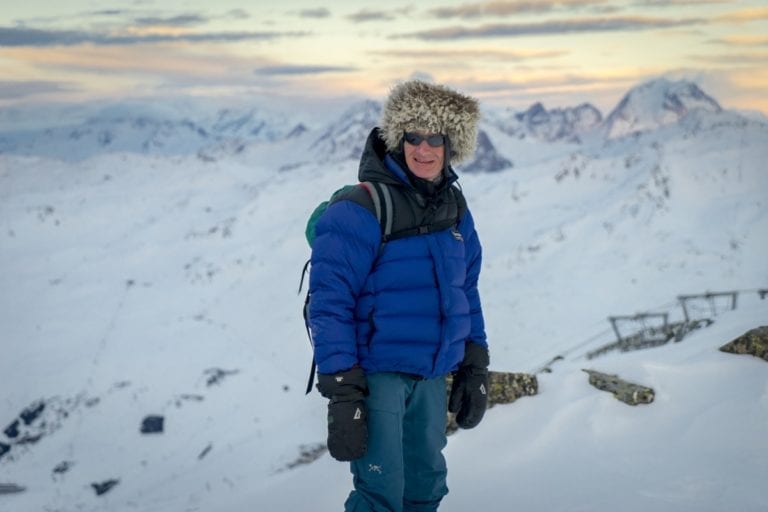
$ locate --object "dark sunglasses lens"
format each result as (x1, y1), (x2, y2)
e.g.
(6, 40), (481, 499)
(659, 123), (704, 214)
(404, 132), (422, 145)
(426, 134), (444, 147)
(404, 132), (444, 147)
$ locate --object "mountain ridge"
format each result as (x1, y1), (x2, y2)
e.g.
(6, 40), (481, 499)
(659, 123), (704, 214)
(1, 77), (763, 168)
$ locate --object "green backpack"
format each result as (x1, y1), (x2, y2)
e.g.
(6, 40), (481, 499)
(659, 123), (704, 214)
(304, 182), (394, 248)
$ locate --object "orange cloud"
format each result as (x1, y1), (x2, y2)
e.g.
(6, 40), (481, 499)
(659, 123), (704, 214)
(711, 35), (768, 46)
(716, 7), (768, 22)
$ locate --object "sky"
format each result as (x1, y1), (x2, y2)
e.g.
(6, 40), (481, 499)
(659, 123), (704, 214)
(1, 0), (767, 114)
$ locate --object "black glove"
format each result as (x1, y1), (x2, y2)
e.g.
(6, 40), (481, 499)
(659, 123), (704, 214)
(448, 343), (489, 429)
(316, 367), (368, 461)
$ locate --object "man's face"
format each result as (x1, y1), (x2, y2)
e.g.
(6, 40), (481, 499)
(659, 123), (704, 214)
(403, 131), (445, 181)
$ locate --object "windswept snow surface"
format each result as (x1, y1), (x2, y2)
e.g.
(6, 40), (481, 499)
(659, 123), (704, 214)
(1, 85), (767, 511)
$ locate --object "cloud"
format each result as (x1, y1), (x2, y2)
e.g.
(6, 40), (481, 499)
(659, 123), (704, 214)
(255, 64), (358, 76)
(428, 0), (609, 19)
(87, 10), (129, 17)
(0, 26), (308, 47)
(691, 52), (768, 64)
(226, 9), (251, 20)
(346, 9), (398, 22)
(716, 7), (768, 22)
(708, 35), (768, 46)
(371, 48), (566, 61)
(633, 0), (730, 6)
(0, 80), (77, 99)
(393, 15), (706, 40)
(299, 8), (331, 18)
(133, 14), (209, 27)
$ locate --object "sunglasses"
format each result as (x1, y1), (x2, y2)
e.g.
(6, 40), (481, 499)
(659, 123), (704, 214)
(403, 131), (445, 147)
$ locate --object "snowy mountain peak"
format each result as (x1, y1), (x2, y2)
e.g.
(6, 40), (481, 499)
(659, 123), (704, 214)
(489, 101), (602, 143)
(604, 78), (722, 139)
(460, 129), (513, 173)
(309, 100), (381, 161)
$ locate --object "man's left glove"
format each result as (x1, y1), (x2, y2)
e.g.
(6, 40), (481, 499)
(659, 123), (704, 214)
(448, 343), (489, 429)
(316, 366), (368, 461)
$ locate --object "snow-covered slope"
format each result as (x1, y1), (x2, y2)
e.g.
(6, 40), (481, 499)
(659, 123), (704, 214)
(1, 77), (767, 511)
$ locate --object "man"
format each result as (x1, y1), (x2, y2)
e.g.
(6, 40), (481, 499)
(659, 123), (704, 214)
(308, 80), (489, 512)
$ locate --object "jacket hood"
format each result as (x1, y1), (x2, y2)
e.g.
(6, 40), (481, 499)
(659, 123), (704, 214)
(358, 128), (406, 186)
(380, 80), (480, 164)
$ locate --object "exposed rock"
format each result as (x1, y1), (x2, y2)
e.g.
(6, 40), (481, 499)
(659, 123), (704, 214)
(198, 443), (213, 460)
(0, 483), (26, 494)
(461, 130), (513, 173)
(53, 460), (74, 477)
(281, 443), (328, 471)
(1, 395), (90, 463)
(173, 394), (205, 408)
(583, 369), (654, 406)
(446, 371), (538, 434)
(204, 367), (240, 387)
(719, 326), (768, 362)
(140, 415), (164, 434)
(91, 479), (120, 496)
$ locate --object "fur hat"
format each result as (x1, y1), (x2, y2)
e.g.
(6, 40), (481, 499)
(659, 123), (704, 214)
(380, 80), (480, 164)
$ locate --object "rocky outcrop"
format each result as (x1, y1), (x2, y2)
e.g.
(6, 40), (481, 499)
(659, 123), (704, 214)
(582, 369), (654, 406)
(460, 130), (513, 173)
(720, 326), (768, 362)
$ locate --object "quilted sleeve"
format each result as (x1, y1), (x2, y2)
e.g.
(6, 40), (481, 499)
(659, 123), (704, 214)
(308, 200), (381, 373)
(459, 208), (487, 348)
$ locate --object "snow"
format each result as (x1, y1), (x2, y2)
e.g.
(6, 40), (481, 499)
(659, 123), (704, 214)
(1, 78), (767, 511)
(604, 78), (722, 139)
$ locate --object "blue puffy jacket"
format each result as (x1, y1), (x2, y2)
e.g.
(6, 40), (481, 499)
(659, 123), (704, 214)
(308, 129), (487, 378)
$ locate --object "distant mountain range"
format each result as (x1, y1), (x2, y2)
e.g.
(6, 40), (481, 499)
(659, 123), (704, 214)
(0, 78), (760, 172)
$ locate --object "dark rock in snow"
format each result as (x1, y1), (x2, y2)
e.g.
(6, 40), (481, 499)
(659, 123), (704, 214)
(0, 483), (26, 495)
(198, 443), (213, 460)
(20, 401), (45, 425)
(0, 442), (10, 460)
(3, 419), (20, 438)
(140, 415), (164, 434)
(204, 367), (240, 387)
(53, 460), (74, 476)
(91, 479), (120, 496)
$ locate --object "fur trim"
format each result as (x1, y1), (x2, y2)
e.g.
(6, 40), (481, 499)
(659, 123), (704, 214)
(380, 80), (480, 164)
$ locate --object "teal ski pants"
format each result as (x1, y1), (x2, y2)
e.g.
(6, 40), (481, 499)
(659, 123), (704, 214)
(344, 372), (449, 512)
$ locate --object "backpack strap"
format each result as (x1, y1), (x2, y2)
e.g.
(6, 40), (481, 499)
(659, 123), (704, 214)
(358, 181), (393, 239)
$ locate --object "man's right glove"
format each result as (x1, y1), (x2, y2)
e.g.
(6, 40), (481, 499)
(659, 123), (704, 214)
(448, 342), (489, 429)
(316, 366), (368, 461)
